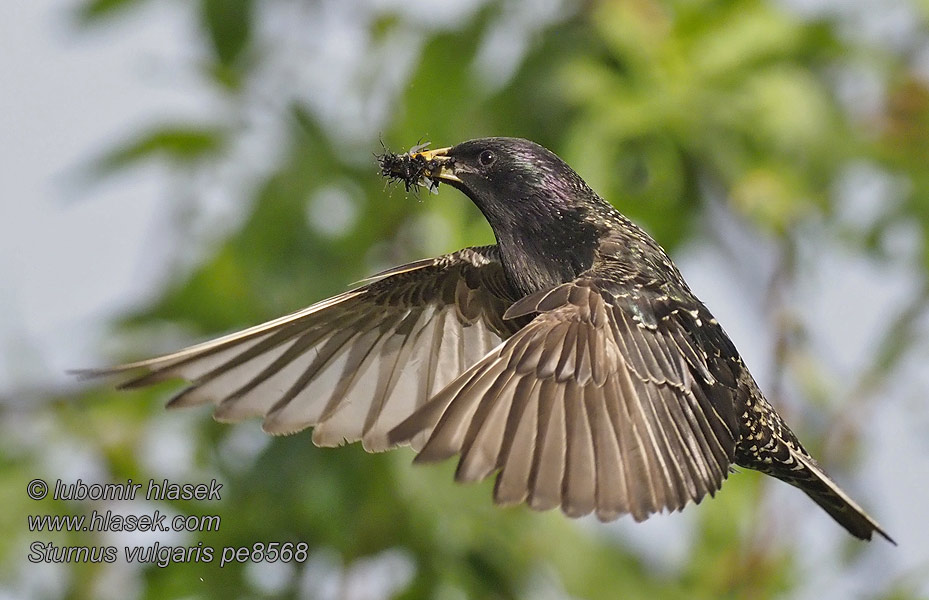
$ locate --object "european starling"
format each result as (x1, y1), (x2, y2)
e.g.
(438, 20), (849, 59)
(82, 137), (892, 543)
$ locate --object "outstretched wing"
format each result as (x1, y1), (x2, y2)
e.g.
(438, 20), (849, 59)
(77, 246), (520, 452)
(389, 277), (741, 522)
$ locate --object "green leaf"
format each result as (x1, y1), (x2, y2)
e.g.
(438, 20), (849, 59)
(74, 0), (145, 23)
(201, 0), (253, 67)
(90, 125), (227, 176)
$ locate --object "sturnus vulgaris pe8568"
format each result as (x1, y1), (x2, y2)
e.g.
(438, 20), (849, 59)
(82, 137), (893, 543)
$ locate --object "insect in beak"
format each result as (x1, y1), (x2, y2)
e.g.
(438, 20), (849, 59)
(378, 145), (460, 191)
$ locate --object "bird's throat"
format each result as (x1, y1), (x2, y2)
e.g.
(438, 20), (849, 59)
(495, 217), (600, 297)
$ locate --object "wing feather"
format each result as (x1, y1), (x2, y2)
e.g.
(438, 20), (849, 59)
(493, 380), (540, 506)
(416, 358), (509, 461)
(392, 277), (738, 522)
(528, 380), (566, 511)
(587, 384), (627, 521)
(562, 382), (596, 517)
(455, 370), (521, 482)
(80, 246), (518, 452)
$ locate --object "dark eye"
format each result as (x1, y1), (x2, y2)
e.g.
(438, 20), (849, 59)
(478, 150), (496, 167)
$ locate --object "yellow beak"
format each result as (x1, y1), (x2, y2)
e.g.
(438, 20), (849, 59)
(412, 147), (462, 184)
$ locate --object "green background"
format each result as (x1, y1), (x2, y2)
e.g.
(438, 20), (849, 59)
(3, 0), (929, 598)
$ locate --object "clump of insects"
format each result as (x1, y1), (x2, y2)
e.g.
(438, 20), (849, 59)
(377, 142), (446, 193)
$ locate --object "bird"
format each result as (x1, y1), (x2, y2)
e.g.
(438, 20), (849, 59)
(79, 137), (893, 543)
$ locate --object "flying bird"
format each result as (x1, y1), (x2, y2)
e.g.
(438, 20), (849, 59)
(81, 137), (892, 543)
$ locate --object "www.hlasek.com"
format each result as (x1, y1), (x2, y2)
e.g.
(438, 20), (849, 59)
(26, 477), (308, 568)
(28, 508), (221, 533)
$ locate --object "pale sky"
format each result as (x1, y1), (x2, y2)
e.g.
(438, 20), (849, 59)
(0, 0), (210, 395)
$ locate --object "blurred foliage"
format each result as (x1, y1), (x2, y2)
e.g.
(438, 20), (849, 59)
(8, 0), (929, 598)
(91, 125), (229, 176)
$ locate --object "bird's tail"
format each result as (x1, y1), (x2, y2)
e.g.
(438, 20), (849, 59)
(789, 452), (895, 544)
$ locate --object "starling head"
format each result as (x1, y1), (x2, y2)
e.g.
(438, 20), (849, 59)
(409, 137), (602, 218)
(409, 138), (608, 295)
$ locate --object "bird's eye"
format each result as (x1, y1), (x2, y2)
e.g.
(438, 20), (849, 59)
(478, 150), (496, 167)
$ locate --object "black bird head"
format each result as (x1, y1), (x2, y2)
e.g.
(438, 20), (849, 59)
(409, 137), (613, 295)
(414, 138), (601, 219)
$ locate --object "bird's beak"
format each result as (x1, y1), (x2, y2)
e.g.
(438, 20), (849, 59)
(412, 147), (462, 184)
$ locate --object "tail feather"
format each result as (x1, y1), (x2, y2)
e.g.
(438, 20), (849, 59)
(792, 453), (895, 544)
